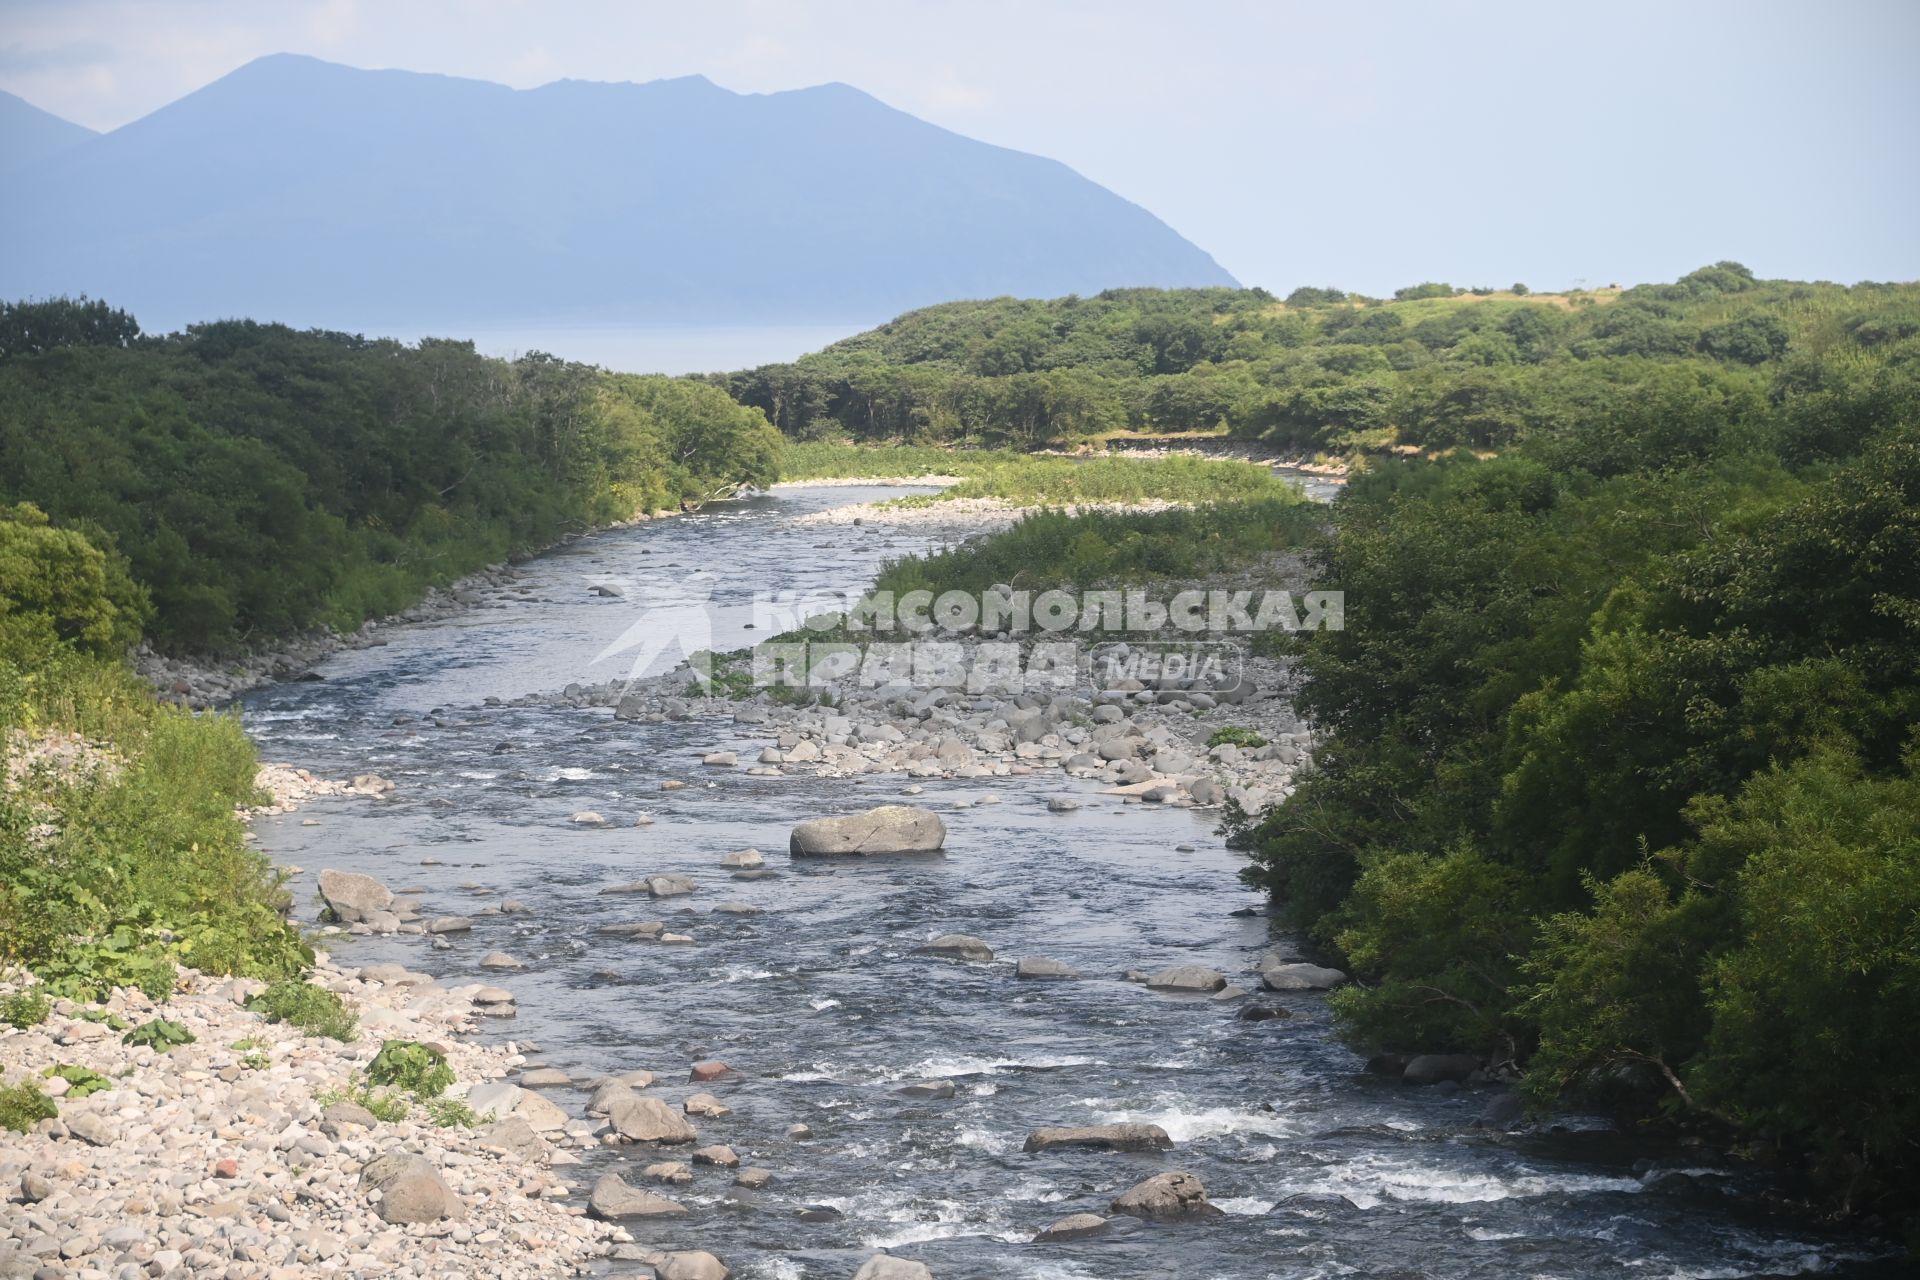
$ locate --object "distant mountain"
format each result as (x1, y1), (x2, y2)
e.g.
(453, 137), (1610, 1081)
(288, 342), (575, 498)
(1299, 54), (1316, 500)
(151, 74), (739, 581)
(0, 90), (97, 176)
(0, 54), (1235, 330)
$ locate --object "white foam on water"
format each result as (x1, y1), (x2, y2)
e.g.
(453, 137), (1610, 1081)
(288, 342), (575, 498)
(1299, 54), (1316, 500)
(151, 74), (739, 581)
(1466, 1226), (1527, 1241)
(782, 1053), (1105, 1085)
(751, 1263), (804, 1280)
(456, 770), (499, 780)
(952, 1126), (1016, 1155)
(715, 966), (778, 982)
(1083, 1097), (1300, 1142)
(1281, 1151), (1643, 1209)
(1213, 1195), (1276, 1216)
(808, 997), (841, 1011)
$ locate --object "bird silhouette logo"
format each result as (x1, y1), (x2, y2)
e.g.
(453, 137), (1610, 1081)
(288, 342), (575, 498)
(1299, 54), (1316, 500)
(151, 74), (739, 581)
(594, 570), (720, 690)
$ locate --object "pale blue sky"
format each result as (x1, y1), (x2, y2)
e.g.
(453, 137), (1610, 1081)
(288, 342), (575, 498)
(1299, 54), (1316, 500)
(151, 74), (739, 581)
(3, 0), (1915, 294)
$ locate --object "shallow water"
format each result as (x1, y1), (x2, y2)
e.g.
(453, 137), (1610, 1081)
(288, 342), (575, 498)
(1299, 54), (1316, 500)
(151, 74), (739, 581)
(244, 484), (1893, 1279)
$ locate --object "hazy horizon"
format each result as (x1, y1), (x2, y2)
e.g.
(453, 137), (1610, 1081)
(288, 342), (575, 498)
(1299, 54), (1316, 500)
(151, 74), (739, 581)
(3, 0), (1915, 298)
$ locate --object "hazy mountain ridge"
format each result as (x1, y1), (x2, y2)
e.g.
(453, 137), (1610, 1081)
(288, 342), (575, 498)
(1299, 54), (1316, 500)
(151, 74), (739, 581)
(0, 54), (1235, 329)
(0, 89), (98, 176)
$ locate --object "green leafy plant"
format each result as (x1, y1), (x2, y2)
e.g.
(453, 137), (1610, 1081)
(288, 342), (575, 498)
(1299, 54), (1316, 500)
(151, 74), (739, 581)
(0, 1081), (57, 1132)
(74, 1009), (129, 1031)
(1207, 725), (1268, 749)
(35, 929), (178, 1002)
(42, 1064), (111, 1098)
(240, 1051), (269, 1071)
(367, 1040), (454, 1099)
(1, 991), (50, 1029)
(123, 1018), (195, 1050)
(245, 979), (357, 1042)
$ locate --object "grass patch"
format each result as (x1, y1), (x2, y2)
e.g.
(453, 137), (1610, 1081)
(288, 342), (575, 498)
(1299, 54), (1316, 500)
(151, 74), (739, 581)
(1207, 725), (1268, 749)
(874, 498), (1324, 599)
(424, 1097), (486, 1128)
(0, 1081), (56, 1132)
(317, 1079), (410, 1123)
(122, 1018), (195, 1050)
(911, 455), (1303, 507)
(777, 440), (1018, 481)
(245, 979), (358, 1042)
(1, 991), (49, 1029)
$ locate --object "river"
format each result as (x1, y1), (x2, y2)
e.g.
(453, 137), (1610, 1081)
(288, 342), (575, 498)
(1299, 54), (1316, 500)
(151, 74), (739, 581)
(242, 483), (1891, 1279)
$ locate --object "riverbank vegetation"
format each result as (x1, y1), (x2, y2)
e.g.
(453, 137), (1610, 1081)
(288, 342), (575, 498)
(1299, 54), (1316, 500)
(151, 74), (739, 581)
(1, 504), (308, 999)
(1242, 329), (1920, 1219)
(717, 267), (1920, 461)
(0, 299), (781, 652)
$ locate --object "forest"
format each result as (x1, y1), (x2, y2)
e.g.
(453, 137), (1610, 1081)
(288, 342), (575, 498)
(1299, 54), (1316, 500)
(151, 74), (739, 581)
(715, 265), (1920, 457)
(0, 298), (781, 651)
(1233, 310), (1920, 1222)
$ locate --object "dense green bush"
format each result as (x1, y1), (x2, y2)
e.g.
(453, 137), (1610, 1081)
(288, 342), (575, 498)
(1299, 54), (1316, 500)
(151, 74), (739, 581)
(367, 1040), (454, 1098)
(0, 991), (49, 1029)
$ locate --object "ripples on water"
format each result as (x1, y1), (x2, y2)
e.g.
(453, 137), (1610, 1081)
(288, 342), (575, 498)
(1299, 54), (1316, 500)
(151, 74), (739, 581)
(244, 486), (1895, 1279)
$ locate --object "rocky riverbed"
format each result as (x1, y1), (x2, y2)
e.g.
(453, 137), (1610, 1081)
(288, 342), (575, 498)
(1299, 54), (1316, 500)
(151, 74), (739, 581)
(13, 481), (1895, 1280)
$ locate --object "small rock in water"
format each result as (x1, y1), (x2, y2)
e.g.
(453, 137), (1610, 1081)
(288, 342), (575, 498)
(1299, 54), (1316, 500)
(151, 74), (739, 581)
(1015, 956), (1082, 981)
(569, 811), (610, 827)
(427, 915), (474, 934)
(1023, 1123), (1172, 1153)
(690, 1059), (732, 1082)
(1036, 1212), (1110, 1242)
(1111, 1170), (1223, 1220)
(1046, 796), (1080, 813)
(479, 950), (522, 970)
(719, 848), (765, 869)
(913, 933), (993, 963)
(734, 1167), (773, 1189)
(1144, 964), (1227, 993)
(852, 1256), (934, 1280)
(896, 1079), (957, 1100)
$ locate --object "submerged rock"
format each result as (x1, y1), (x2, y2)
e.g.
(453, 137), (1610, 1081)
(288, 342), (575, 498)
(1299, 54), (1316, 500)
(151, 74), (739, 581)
(1015, 956), (1082, 981)
(1144, 964), (1227, 993)
(1023, 1123), (1172, 1153)
(851, 1256), (934, 1280)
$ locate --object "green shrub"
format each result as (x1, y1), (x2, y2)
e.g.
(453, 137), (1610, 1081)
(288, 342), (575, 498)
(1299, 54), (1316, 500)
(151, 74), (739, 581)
(367, 1040), (454, 1099)
(122, 1018), (195, 1050)
(42, 1064), (111, 1098)
(245, 980), (357, 1042)
(0, 1081), (56, 1132)
(1, 990), (49, 1028)
(424, 1097), (484, 1128)
(34, 931), (179, 1003)
(1207, 725), (1268, 749)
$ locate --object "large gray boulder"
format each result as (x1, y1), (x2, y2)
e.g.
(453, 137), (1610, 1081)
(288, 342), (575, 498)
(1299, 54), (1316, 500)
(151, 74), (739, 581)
(1261, 962), (1349, 991)
(790, 805), (946, 856)
(607, 1094), (697, 1143)
(588, 1171), (688, 1219)
(318, 869), (392, 923)
(360, 1151), (462, 1224)
(1110, 1170), (1222, 1220)
(1023, 1123), (1172, 1153)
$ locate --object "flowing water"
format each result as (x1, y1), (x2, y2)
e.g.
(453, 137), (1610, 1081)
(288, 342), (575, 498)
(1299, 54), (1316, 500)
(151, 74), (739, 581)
(244, 484), (1892, 1279)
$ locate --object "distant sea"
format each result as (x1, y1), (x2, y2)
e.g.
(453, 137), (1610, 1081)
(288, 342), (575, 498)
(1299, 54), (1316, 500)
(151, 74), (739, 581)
(374, 322), (874, 374)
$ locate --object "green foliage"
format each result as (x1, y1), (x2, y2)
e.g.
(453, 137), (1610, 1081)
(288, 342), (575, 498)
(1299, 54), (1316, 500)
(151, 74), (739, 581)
(1241, 346), (1920, 1218)
(366, 1040), (455, 1099)
(1, 990), (50, 1028)
(1206, 725), (1268, 749)
(246, 980), (357, 1042)
(318, 1079), (411, 1123)
(0, 1081), (57, 1132)
(720, 272), (1920, 470)
(122, 1017), (195, 1050)
(0, 297), (140, 359)
(32, 930), (179, 1003)
(0, 503), (149, 666)
(424, 1096), (484, 1128)
(42, 1064), (112, 1098)
(0, 319), (782, 652)
(872, 498), (1323, 599)
(73, 1009), (128, 1031)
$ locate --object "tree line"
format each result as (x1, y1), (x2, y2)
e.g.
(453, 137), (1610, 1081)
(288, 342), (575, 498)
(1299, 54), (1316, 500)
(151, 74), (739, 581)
(712, 267), (1920, 456)
(0, 300), (781, 651)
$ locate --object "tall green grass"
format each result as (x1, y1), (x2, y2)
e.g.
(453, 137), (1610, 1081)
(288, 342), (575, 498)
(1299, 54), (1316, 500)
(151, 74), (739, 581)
(873, 497), (1325, 597)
